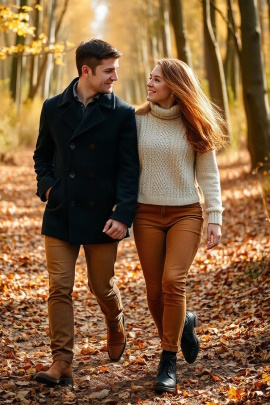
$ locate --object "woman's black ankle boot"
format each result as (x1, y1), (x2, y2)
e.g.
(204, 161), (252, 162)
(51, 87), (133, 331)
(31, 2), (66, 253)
(153, 351), (177, 393)
(181, 311), (199, 363)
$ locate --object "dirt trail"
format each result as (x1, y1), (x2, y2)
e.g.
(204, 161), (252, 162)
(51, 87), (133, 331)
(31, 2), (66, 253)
(0, 149), (269, 404)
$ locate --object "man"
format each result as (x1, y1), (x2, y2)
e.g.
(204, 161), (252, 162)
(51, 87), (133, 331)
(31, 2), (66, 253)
(33, 39), (139, 386)
(33, 38), (199, 388)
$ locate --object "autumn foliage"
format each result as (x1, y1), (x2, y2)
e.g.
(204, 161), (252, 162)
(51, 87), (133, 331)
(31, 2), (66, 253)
(0, 4), (73, 64)
(0, 149), (270, 404)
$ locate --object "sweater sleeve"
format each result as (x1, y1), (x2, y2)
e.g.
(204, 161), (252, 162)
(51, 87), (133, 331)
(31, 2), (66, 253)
(195, 150), (224, 225)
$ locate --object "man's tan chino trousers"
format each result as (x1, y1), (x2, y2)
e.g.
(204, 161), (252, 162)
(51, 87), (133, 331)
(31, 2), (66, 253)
(45, 236), (122, 363)
(133, 202), (203, 353)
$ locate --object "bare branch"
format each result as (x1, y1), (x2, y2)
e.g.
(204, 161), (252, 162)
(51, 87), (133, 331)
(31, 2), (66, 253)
(207, 0), (241, 57)
(55, 0), (69, 37)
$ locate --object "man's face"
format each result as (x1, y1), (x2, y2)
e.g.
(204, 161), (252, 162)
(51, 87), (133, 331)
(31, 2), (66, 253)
(87, 58), (119, 94)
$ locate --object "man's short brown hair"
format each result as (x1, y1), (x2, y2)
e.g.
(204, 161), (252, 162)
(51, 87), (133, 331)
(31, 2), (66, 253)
(76, 39), (122, 76)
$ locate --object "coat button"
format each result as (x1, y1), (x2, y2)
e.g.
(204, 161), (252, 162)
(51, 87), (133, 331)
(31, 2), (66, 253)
(88, 201), (95, 208)
(70, 172), (75, 178)
(70, 201), (76, 206)
(88, 172), (94, 179)
(70, 143), (75, 150)
(89, 144), (95, 150)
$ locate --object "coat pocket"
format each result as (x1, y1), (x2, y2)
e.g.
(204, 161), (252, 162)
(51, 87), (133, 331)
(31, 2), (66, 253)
(47, 178), (62, 205)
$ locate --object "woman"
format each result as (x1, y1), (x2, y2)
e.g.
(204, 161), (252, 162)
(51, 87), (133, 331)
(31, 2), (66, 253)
(133, 58), (225, 393)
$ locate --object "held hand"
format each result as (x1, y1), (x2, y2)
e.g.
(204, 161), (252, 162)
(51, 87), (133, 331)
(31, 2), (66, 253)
(45, 187), (52, 200)
(103, 219), (127, 240)
(207, 223), (222, 250)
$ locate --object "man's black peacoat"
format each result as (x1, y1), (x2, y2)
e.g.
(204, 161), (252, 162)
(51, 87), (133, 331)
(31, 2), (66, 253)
(33, 78), (139, 245)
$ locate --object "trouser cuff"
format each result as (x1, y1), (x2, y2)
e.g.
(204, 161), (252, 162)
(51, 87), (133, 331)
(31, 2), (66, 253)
(161, 343), (179, 353)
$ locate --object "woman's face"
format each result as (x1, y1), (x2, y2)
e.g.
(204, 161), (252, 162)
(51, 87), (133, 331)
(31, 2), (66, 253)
(147, 65), (174, 109)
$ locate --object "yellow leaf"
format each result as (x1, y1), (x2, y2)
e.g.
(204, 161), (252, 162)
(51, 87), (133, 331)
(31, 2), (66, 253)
(262, 373), (270, 382)
(228, 386), (237, 400)
(21, 6), (33, 12)
(228, 386), (245, 400)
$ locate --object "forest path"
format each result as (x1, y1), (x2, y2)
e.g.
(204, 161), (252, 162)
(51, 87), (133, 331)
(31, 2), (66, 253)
(0, 149), (269, 405)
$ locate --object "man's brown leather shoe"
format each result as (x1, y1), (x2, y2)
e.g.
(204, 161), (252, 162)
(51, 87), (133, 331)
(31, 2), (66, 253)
(107, 315), (126, 362)
(35, 360), (73, 386)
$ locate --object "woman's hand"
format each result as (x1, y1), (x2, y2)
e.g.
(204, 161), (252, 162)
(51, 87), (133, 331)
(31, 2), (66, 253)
(207, 223), (222, 249)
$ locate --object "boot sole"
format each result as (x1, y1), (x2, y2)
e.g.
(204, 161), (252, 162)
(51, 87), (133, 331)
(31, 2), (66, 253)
(36, 374), (73, 387)
(153, 383), (177, 393)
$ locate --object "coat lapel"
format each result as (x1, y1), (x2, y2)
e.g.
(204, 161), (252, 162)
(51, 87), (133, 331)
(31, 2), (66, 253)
(61, 101), (81, 132)
(71, 93), (116, 139)
(57, 79), (116, 139)
(58, 78), (80, 132)
(71, 102), (105, 139)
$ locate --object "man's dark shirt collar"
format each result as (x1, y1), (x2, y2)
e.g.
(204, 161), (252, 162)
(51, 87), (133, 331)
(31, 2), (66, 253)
(73, 80), (100, 107)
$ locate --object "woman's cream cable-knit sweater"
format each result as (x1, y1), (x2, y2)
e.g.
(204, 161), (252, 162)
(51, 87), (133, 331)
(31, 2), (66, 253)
(135, 102), (224, 225)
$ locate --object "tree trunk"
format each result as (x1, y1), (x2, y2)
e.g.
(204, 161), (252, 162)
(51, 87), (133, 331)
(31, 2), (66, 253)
(169, 0), (192, 66)
(43, 0), (57, 99)
(210, 0), (217, 39)
(28, 0), (69, 100)
(238, 0), (270, 169)
(140, 21), (151, 84)
(28, 0), (42, 100)
(224, 0), (239, 100)
(147, 0), (159, 62)
(9, 0), (27, 103)
(257, 0), (264, 41)
(202, 0), (231, 137)
(268, 0), (270, 33)
(159, 0), (172, 57)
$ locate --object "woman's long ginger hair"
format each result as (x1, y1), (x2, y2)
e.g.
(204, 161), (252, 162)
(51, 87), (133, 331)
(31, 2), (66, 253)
(136, 58), (227, 153)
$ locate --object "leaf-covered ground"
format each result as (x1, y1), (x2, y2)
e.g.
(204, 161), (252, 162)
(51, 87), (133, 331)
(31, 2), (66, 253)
(0, 149), (270, 405)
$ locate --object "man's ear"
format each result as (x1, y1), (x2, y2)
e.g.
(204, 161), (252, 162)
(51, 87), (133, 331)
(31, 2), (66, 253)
(82, 65), (91, 76)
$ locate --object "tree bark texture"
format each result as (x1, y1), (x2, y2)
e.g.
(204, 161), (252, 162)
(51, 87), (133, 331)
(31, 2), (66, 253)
(159, 0), (172, 56)
(10, 0), (27, 102)
(224, 0), (239, 100)
(169, 0), (192, 66)
(28, 0), (42, 100)
(147, 0), (159, 61)
(203, 0), (231, 137)
(238, 0), (270, 169)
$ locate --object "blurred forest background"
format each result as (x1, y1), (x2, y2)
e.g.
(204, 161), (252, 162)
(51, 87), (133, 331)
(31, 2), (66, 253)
(0, 0), (270, 174)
